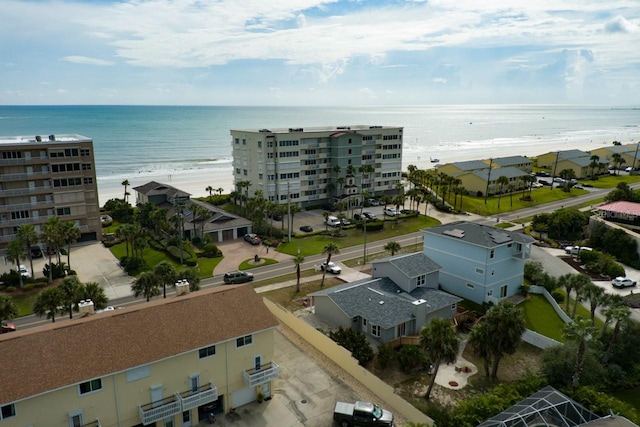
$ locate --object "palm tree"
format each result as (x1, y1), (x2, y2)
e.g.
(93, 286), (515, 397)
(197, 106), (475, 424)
(33, 287), (65, 323)
(217, 187), (224, 196)
(582, 283), (605, 325)
(206, 185), (214, 199)
(601, 305), (630, 364)
(589, 155), (600, 180)
(59, 276), (83, 319)
(178, 267), (201, 292)
(320, 243), (340, 288)
(154, 261), (177, 299)
(63, 221), (81, 271)
(558, 274), (575, 314)
(611, 153), (622, 175)
(322, 211), (330, 232)
(420, 318), (460, 399)
(384, 241), (401, 256)
(0, 295), (18, 323)
(468, 301), (525, 379)
(570, 274), (591, 318)
(563, 316), (596, 389)
(83, 282), (109, 311)
(121, 179), (130, 202)
(17, 224), (38, 280)
(293, 253), (305, 293)
(496, 175), (509, 209)
(131, 271), (161, 302)
(6, 240), (26, 289)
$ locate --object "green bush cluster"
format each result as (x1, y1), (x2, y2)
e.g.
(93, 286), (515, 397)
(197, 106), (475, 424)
(356, 221), (384, 231)
(200, 243), (222, 258)
(120, 257), (145, 276)
(328, 327), (374, 366)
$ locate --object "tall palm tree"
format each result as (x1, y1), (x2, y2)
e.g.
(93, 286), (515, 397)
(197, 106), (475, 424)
(384, 241), (401, 256)
(33, 287), (65, 323)
(496, 175), (509, 209)
(420, 318), (460, 399)
(601, 305), (630, 364)
(320, 243), (340, 288)
(154, 261), (177, 299)
(131, 271), (161, 302)
(121, 179), (130, 203)
(59, 276), (83, 319)
(83, 282), (109, 311)
(570, 274), (591, 318)
(611, 153), (622, 174)
(217, 187), (224, 196)
(206, 185), (214, 199)
(563, 316), (596, 389)
(63, 221), (81, 271)
(6, 240), (26, 288)
(293, 253), (305, 293)
(0, 295), (18, 323)
(558, 273), (575, 314)
(17, 224), (38, 280)
(582, 283), (605, 325)
(589, 155), (600, 180)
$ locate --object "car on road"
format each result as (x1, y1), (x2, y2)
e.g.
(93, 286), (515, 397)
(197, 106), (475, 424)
(223, 271), (254, 284)
(539, 179), (551, 186)
(384, 207), (400, 216)
(626, 166), (634, 172)
(30, 246), (43, 258)
(340, 219), (351, 226)
(243, 233), (261, 245)
(299, 225), (313, 232)
(612, 277), (636, 288)
(1, 321), (16, 334)
(320, 262), (341, 274)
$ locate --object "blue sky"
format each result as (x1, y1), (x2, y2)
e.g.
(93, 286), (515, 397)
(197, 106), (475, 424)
(1, 0), (639, 106)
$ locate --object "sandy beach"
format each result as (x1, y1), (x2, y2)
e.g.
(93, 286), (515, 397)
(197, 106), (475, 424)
(95, 136), (633, 207)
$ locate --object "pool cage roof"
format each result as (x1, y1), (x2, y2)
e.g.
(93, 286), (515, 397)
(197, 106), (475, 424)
(476, 386), (600, 427)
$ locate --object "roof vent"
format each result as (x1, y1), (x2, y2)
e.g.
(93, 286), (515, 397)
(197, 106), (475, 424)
(443, 229), (465, 238)
(288, 128), (303, 132)
(48, 134), (55, 141)
(35, 135), (42, 142)
(379, 300), (385, 305)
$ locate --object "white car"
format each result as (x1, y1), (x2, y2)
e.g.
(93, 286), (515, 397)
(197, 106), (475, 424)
(18, 265), (29, 278)
(612, 277), (636, 288)
(320, 262), (342, 274)
(384, 207), (400, 217)
(564, 246), (592, 255)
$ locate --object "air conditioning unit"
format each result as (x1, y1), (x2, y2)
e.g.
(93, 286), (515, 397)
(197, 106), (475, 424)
(78, 299), (95, 315)
(175, 279), (190, 296)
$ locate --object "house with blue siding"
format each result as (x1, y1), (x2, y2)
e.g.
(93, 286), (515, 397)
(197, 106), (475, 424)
(422, 221), (535, 305)
(310, 253), (461, 344)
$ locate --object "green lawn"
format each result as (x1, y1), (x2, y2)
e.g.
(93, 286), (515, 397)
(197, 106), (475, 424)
(277, 215), (440, 257)
(521, 294), (566, 342)
(239, 258), (278, 270)
(580, 174), (640, 188)
(9, 290), (40, 317)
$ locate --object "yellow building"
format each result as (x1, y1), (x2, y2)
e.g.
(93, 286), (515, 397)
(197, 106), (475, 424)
(590, 144), (640, 169)
(457, 166), (529, 196)
(536, 149), (590, 169)
(483, 155), (532, 173)
(0, 285), (279, 427)
(436, 160), (489, 176)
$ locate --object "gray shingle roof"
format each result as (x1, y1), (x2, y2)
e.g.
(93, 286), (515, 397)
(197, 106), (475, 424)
(310, 277), (461, 329)
(557, 149), (590, 160)
(373, 252), (441, 278)
(133, 181), (192, 199)
(490, 155), (531, 166)
(471, 166), (530, 180)
(446, 160), (490, 172)
(423, 221), (535, 248)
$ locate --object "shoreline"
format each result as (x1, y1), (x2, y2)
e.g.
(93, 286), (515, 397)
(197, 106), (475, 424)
(96, 134), (638, 206)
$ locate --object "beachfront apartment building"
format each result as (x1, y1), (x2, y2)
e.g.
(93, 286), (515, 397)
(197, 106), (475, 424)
(0, 285), (280, 427)
(230, 126), (403, 208)
(422, 221), (535, 305)
(0, 134), (101, 255)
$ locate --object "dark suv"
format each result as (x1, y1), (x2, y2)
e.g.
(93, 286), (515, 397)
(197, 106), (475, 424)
(223, 271), (254, 284)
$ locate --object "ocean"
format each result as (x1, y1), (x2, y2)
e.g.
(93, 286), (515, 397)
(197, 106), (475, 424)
(0, 105), (639, 204)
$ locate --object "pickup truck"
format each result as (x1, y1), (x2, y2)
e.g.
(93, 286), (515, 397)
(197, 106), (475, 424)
(333, 401), (394, 427)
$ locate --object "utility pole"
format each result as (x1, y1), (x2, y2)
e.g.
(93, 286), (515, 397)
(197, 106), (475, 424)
(551, 151), (560, 190)
(287, 181), (292, 243)
(633, 142), (640, 172)
(484, 158), (493, 205)
(363, 216), (367, 264)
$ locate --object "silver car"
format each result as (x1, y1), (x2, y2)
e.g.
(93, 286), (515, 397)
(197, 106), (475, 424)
(612, 277), (636, 288)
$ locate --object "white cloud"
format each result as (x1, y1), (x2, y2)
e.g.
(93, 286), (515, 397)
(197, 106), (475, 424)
(604, 15), (638, 33)
(62, 56), (114, 66)
(432, 77), (448, 84)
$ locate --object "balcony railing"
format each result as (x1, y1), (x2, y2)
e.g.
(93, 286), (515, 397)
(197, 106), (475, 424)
(81, 420), (101, 427)
(178, 382), (218, 411)
(138, 395), (182, 425)
(243, 361), (280, 387)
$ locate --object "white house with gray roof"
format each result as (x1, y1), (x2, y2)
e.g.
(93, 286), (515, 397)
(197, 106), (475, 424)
(422, 221), (535, 305)
(309, 253), (461, 344)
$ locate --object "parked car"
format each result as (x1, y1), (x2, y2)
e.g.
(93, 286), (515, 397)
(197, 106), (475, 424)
(535, 171), (551, 177)
(320, 262), (341, 274)
(30, 246), (43, 258)
(223, 271), (254, 284)
(367, 198), (380, 206)
(333, 401), (394, 427)
(626, 166), (634, 172)
(299, 225), (313, 232)
(341, 219), (351, 226)
(363, 211), (378, 220)
(384, 207), (400, 216)
(18, 265), (29, 278)
(325, 215), (341, 227)
(612, 277), (636, 288)
(539, 179), (551, 186)
(553, 177), (565, 183)
(564, 246), (592, 255)
(243, 233), (261, 245)
(353, 213), (364, 221)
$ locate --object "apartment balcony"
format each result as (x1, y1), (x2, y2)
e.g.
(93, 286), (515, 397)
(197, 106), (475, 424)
(243, 361), (280, 387)
(178, 382), (218, 411)
(138, 395), (182, 426)
(0, 200), (54, 213)
(2, 186), (52, 196)
(2, 173), (28, 182)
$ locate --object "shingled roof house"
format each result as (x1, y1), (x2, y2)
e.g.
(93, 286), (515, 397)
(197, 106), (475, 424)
(0, 285), (280, 427)
(310, 253), (461, 344)
(133, 181), (252, 242)
(422, 221), (535, 305)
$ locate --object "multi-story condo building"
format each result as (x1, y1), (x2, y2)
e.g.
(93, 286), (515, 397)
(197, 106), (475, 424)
(230, 126), (403, 208)
(0, 134), (101, 255)
(0, 284), (280, 427)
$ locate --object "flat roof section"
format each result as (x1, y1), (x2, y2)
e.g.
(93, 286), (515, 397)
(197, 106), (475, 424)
(0, 134), (92, 145)
(230, 125), (401, 134)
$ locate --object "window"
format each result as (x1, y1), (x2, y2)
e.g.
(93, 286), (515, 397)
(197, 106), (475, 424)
(164, 419), (174, 427)
(417, 275), (426, 286)
(199, 345), (216, 358)
(242, 139), (246, 145)
(79, 378), (102, 395)
(475, 268), (484, 274)
(490, 249), (494, 259)
(362, 318), (368, 327)
(0, 404), (15, 420)
(236, 334), (253, 348)
(466, 283), (474, 289)
(11, 210), (29, 220)
(258, 141), (262, 148)
(80, 148), (90, 156)
(371, 325), (380, 337)
(69, 411), (83, 427)
(243, 169), (247, 176)
(235, 138), (239, 144)
(82, 163), (92, 170)
(83, 177), (93, 184)
(57, 207), (71, 216)
(348, 149), (352, 154)
(488, 290), (493, 296)
(451, 304), (457, 310)
(491, 269), (495, 276)
(258, 173), (263, 180)
(500, 285), (508, 298)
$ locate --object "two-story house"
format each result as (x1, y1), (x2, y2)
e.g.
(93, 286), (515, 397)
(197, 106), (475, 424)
(309, 253), (461, 344)
(422, 221), (535, 305)
(0, 285), (280, 427)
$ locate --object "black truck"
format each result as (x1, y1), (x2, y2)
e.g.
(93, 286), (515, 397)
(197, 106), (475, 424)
(333, 401), (394, 427)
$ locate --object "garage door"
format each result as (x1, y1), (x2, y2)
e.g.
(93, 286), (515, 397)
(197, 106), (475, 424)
(232, 386), (255, 408)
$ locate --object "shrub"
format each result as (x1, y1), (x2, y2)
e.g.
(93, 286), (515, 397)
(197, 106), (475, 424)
(23, 283), (38, 291)
(166, 245), (192, 262)
(120, 257), (146, 276)
(191, 236), (202, 246)
(5, 286), (16, 293)
(185, 259), (198, 267)
(356, 221), (384, 232)
(328, 327), (374, 366)
(201, 243), (221, 258)
(376, 343), (396, 369)
(551, 290), (565, 304)
(0, 270), (20, 287)
(397, 345), (428, 373)
(43, 263), (66, 280)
